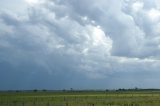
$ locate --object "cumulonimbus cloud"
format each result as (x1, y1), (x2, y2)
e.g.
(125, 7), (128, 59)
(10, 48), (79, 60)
(0, 0), (160, 80)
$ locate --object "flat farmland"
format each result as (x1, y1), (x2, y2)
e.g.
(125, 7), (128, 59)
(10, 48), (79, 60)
(0, 91), (160, 106)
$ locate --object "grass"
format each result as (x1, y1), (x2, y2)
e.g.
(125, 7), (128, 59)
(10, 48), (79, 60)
(0, 91), (160, 106)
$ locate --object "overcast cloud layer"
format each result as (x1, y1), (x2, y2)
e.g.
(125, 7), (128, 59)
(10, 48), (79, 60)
(1, 0), (160, 90)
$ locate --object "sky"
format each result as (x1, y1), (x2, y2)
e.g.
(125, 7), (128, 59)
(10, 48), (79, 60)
(1, 0), (160, 90)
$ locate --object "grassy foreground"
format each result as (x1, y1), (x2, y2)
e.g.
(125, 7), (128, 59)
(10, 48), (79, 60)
(0, 91), (160, 106)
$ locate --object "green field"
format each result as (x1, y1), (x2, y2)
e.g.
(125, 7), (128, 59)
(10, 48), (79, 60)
(0, 91), (160, 106)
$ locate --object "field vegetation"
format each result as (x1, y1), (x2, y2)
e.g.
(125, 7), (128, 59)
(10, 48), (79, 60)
(0, 89), (160, 106)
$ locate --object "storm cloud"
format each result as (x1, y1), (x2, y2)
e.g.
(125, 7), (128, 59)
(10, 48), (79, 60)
(0, 0), (160, 89)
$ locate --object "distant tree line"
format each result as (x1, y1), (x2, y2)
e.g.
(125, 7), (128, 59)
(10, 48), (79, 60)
(1, 88), (160, 92)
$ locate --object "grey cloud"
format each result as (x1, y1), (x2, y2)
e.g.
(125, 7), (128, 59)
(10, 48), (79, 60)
(1, 0), (160, 89)
(122, 0), (160, 58)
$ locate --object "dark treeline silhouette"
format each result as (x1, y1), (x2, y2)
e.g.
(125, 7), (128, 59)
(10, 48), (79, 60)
(1, 88), (160, 93)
